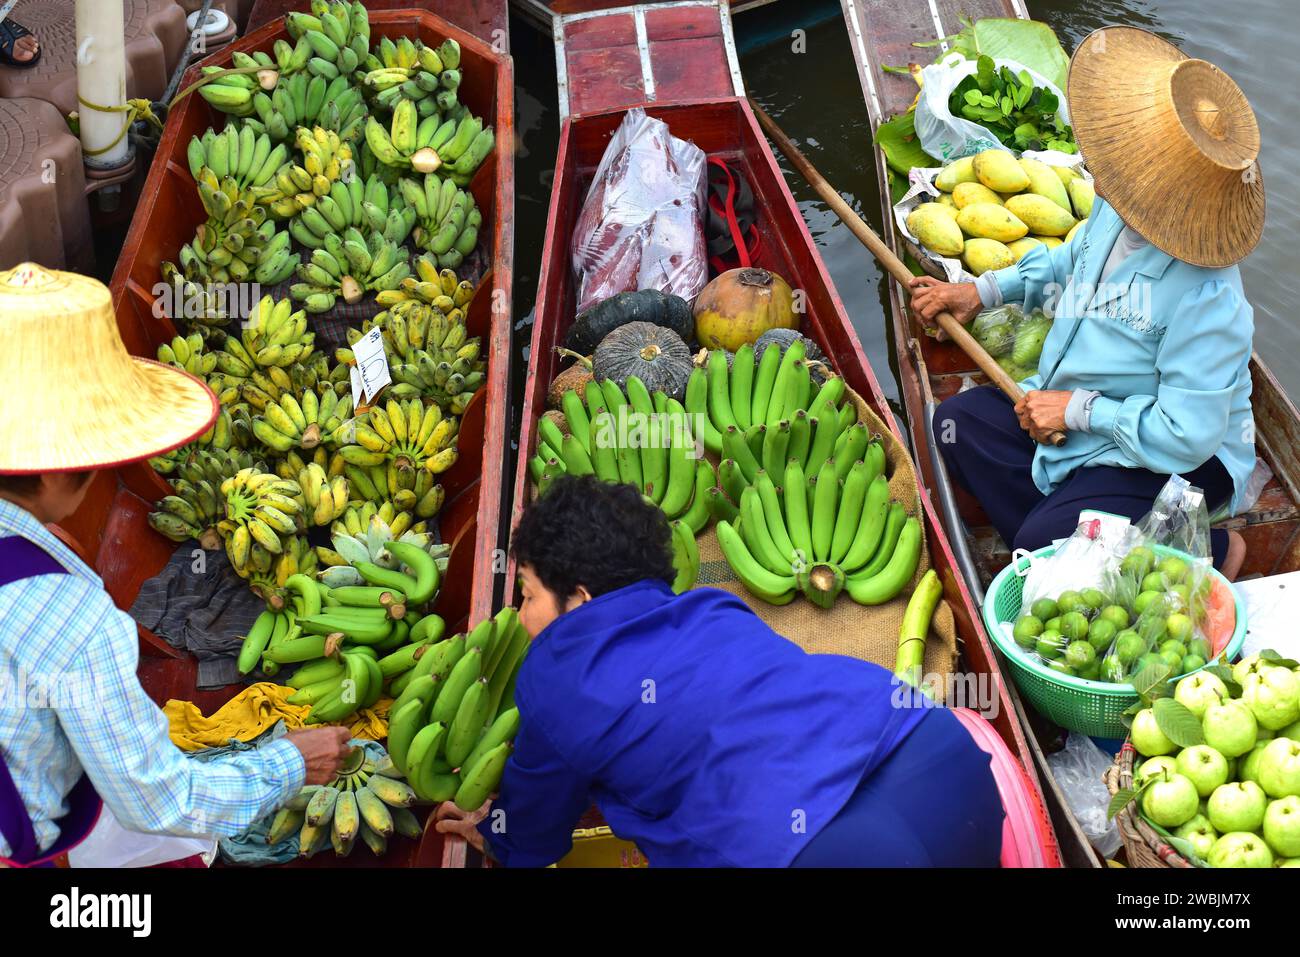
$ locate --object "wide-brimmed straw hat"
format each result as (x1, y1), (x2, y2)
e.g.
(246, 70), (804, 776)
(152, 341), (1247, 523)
(1068, 26), (1264, 268)
(0, 263), (218, 474)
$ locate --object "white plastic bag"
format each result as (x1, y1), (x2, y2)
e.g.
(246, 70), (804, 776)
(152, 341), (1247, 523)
(893, 149), (1089, 282)
(1046, 733), (1121, 858)
(67, 804), (216, 868)
(570, 108), (708, 315)
(914, 52), (1072, 163)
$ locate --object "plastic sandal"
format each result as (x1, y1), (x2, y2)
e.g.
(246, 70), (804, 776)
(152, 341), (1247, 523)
(0, 12), (41, 69)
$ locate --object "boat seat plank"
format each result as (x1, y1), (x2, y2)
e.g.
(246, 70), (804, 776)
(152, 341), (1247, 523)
(650, 39), (738, 113)
(562, 12), (639, 50)
(643, 6), (725, 42)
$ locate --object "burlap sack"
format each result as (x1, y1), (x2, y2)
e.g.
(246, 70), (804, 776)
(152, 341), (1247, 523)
(693, 383), (958, 695)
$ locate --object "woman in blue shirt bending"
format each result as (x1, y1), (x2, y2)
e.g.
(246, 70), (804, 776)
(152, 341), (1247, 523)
(910, 27), (1263, 578)
(433, 476), (1006, 867)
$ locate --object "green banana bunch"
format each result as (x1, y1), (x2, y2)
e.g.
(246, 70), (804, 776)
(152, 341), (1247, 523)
(187, 122), (287, 191)
(216, 467), (305, 578)
(329, 398), (460, 508)
(248, 72), (367, 145)
(175, 168), (296, 286)
(216, 295), (317, 387)
(285, 755), (418, 859)
(284, 0), (371, 83)
(157, 266), (235, 342)
(407, 176), (481, 268)
(250, 126), (356, 220)
(361, 36), (463, 120)
(148, 475), (225, 550)
(685, 343), (923, 608)
(531, 377), (714, 534)
(246, 534), (320, 611)
(148, 406), (246, 474)
(157, 331), (219, 380)
(316, 520), (448, 587)
(251, 386), (354, 457)
(195, 60), (277, 117)
(387, 609), (526, 807)
(289, 172), (410, 251)
(289, 227), (412, 312)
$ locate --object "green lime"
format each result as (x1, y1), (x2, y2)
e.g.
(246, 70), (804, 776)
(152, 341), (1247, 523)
(1159, 556), (1189, 584)
(1115, 630), (1145, 666)
(1160, 639), (1188, 660)
(1036, 635), (1065, 660)
(1101, 655), (1126, 683)
(1065, 640), (1097, 671)
(1142, 571), (1169, 593)
(1030, 598), (1059, 621)
(1168, 583), (1191, 609)
(1160, 649), (1183, 670)
(1100, 605), (1131, 630)
(1123, 546), (1155, 579)
(1049, 660), (1076, 676)
(1080, 588), (1108, 612)
(1181, 654), (1207, 674)
(1078, 660), (1102, 681)
(1134, 590), (1163, 615)
(1188, 637), (1210, 660)
(1138, 653), (1166, 673)
(1087, 618), (1118, 653)
(1060, 611), (1089, 640)
(1056, 590), (1084, 614)
(1166, 613), (1194, 642)
(1044, 616), (1062, 634)
(1138, 614), (1168, 644)
(1012, 615), (1043, 648)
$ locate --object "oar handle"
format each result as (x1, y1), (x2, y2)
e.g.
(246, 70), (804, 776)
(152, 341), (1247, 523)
(748, 98), (1065, 448)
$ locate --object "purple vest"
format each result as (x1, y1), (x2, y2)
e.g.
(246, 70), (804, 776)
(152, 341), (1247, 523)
(0, 536), (102, 866)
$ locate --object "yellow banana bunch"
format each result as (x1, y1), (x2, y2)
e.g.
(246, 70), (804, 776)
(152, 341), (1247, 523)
(360, 36), (462, 119)
(149, 407), (240, 475)
(251, 126), (355, 219)
(326, 498), (430, 543)
(252, 386), (355, 456)
(157, 331), (219, 381)
(374, 257), (475, 311)
(297, 461), (351, 526)
(175, 168), (293, 286)
(332, 397), (460, 487)
(217, 468), (305, 578)
(215, 295), (318, 391)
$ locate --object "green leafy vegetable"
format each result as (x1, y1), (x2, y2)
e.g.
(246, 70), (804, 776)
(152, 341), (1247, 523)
(948, 54), (1076, 153)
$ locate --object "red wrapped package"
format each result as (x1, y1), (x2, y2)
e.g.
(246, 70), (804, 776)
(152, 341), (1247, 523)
(571, 108), (708, 315)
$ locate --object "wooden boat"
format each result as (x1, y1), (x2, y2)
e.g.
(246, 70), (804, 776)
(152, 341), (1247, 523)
(495, 0), (1061, 866)
(838, 0), (1300, 867)
(67, 7), (514, 867)
(247, 0), (510, 48)
(511, 0), (781, 34)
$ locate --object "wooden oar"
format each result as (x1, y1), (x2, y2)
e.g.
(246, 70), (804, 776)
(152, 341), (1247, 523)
(748, 98), (1066, 447)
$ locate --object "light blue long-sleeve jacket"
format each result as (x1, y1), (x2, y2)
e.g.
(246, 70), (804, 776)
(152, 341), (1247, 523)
(990, 197), (1256, 516)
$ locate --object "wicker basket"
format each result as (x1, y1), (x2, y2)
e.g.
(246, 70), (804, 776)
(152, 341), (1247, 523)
(1103, 741), (1194, 868)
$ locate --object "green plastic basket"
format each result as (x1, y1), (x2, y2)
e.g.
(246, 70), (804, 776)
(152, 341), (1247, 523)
(983, 544), (1247, 738)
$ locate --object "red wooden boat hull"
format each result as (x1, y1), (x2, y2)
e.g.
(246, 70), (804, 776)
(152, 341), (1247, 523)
(89, 9), (513, 868)
(504, 95), (1059, 865)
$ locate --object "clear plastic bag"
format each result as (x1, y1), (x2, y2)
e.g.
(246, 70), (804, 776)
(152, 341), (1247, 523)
(1046, 733), (1121, 858)
(1010, 513), (1133, 681)
(1096, 477), (1229, 678)
(571, 108), (708, 315)
(969, 304), (1053, 380)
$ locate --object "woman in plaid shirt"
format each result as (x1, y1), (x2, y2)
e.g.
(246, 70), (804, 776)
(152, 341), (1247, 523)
(0, 264), (351, 866)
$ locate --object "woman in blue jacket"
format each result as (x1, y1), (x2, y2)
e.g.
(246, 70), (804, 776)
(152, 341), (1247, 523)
(910, 27), (1262, 577)
(433, 476), (1005, 867)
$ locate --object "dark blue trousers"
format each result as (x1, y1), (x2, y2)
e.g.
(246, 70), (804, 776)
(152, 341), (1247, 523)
(935, 386), (1233, 568)
(789, 708), (1004, 867)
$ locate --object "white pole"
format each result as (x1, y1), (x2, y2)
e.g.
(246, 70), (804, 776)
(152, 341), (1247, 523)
(75, 0), (130, 170)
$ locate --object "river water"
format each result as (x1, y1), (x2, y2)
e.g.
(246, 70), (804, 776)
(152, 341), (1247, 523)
(510, 1), (1299, 435)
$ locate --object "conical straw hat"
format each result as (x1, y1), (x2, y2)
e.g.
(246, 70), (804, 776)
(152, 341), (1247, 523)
(1068, 26), (1264, 268)
(0, 263), (218, 473)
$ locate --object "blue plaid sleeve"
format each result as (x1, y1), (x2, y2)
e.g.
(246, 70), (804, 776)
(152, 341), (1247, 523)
(53, 580), (305, 837)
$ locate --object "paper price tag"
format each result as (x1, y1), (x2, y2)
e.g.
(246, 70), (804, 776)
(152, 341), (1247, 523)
(351, 326), (391, 405)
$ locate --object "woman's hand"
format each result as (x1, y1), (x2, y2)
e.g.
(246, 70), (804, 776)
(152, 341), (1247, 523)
(285, 728), (355, 785)
(1015, 390), (1072, 444)
(907, 277), (983, 336)
(434, 799), (492, 853)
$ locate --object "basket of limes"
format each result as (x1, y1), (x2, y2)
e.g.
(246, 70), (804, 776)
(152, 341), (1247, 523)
(983, 544), (1247, 738)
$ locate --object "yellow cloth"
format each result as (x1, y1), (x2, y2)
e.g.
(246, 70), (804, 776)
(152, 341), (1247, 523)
(164, 684), (392, 751)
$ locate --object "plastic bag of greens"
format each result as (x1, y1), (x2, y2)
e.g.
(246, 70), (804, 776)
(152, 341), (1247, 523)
(1009, 512), (1133, 679)
(970, 305), (1053, 381)
(1096, 477), (1225, 683)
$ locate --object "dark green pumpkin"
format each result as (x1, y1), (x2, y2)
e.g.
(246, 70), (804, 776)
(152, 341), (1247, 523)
(592, 322), (693, 399)
(566, 290), (694, 355)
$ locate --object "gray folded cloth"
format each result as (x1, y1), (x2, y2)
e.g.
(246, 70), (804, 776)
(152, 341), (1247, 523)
(129, 544), (267, 689)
